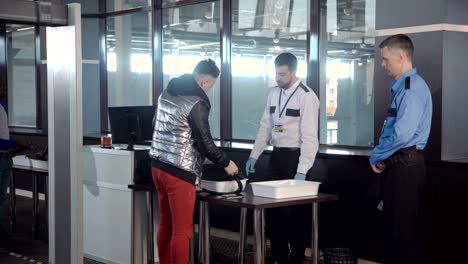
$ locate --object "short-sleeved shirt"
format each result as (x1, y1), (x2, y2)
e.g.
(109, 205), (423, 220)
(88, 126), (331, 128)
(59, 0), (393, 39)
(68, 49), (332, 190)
(370, 68), (432, 164)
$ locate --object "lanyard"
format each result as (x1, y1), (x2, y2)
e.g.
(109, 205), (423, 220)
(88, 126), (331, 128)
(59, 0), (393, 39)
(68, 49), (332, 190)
(278, 84), (300, 118)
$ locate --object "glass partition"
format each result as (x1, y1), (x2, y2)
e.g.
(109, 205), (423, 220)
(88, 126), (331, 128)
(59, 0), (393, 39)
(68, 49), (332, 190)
(320, 0), (376, 146)
(107, 11), (152, 107)
(107, 0), (152, 12)
(82, 17), (101, 136)
(162, 1), (221, 138)
(6, 24), (37, 128)
(231, 0), (308, 140)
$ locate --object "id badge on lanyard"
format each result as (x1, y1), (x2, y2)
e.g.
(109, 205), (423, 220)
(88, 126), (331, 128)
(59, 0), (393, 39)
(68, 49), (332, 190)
(274, 85), (300, 133)
(274, 123), (284, 133)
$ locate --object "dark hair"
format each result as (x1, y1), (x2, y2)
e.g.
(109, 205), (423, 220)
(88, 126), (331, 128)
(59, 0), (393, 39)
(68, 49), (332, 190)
(379, 34), (414, 59)
(193, 59), (220, 78)
(274, 52), (298, 72)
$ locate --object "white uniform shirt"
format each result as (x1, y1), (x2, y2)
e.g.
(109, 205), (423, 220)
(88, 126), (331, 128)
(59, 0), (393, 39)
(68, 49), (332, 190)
(0, 104), (9, 140)
(250, 80), (319, 174)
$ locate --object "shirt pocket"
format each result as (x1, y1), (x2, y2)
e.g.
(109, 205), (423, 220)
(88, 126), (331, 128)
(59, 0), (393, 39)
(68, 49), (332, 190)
(285, 108), (300, 117)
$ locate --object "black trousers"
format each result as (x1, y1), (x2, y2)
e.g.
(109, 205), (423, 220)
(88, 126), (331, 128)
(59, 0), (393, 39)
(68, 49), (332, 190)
(382, 149), (426, 264)
(266, 148), (309, 264)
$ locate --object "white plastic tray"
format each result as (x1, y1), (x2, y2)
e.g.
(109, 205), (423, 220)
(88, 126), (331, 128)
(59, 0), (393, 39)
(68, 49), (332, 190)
(200, 179), (248, 193)
(12, 155), (32, 167)
(31, 159), (48, 170)
(250, 179), (321, 199)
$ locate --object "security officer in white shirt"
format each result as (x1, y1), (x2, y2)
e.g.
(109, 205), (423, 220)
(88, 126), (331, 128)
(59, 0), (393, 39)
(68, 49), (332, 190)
(246, 53), (319, 264)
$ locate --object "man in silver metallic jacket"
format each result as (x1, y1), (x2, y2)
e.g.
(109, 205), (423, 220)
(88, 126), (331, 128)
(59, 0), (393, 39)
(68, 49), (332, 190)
(149, 59), (238, 264)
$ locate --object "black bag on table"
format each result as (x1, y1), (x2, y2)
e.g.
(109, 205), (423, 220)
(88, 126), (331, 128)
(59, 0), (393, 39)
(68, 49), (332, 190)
(201, 164), (245, 195)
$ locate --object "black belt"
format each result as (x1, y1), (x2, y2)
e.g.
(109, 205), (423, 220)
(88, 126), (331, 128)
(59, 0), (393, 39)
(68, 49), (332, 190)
(384, 146), (421, 166)
(273, 147), (300, 152)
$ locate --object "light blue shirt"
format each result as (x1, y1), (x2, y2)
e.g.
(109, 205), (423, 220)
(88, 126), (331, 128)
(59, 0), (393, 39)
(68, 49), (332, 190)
(370, 68), (432, 164)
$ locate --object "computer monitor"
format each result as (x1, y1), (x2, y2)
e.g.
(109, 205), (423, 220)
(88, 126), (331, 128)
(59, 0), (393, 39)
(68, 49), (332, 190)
(108, 106), (156, 150)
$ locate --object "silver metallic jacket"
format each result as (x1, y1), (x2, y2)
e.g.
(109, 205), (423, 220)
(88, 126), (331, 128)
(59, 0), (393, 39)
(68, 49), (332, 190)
(149, 90), (204, 177)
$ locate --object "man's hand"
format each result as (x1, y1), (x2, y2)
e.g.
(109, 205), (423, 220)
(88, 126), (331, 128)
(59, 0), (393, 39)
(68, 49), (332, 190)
(245, 158), (257, 176)
(9, 141), (34, 157)
(371, 163), (383, 174)
(18, 141), (33, 151)
(224, 160), (239, 176)
(294, 172), (306, 180)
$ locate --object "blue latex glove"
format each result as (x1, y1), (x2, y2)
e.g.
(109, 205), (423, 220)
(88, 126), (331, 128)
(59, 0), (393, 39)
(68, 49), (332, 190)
(294, 172), (306, 181)
(245, 158), (257, 176)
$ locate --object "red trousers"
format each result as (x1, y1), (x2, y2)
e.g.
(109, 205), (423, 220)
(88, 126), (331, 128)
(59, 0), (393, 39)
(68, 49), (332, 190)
(152, 167), (196, 264)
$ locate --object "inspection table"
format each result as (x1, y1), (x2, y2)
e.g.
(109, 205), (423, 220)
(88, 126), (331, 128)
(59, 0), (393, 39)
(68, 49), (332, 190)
(10, 164), (48, 239)
(197, 191), (338, 264)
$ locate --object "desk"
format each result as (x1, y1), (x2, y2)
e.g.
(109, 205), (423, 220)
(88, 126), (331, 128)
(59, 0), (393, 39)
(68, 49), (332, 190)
(9, 164), (48, 239)
(82, 146), (143, 264)
(197, 192), (338, 264)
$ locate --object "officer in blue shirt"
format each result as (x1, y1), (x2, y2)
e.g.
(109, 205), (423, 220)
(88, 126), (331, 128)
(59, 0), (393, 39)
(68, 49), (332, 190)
(0, 83), (19, 248)
(370, 34), (432, 264)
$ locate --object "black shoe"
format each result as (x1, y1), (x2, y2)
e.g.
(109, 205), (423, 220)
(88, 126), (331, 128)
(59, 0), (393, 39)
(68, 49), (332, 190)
(269, 255), (289, 264)
(289, 254), (305, 264)
(0, 229), (20, 249)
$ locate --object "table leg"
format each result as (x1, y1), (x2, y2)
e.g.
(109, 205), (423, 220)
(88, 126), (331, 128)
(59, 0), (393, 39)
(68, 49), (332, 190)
(131, 190), (136, 264)
(238, 208), (247, 264)
(312, 203), (319, 264)
(189, 232), (195, 264)
(32, 173), (39, 239)
(198, 202), (204, 263)
(261, 209), (265, 258)
(147, 191), (155, 264)
(9, 170), (16, 232)
(202, 201), (210, 264)
(45, 175), (48, 241)
(253, 208), (264, 264)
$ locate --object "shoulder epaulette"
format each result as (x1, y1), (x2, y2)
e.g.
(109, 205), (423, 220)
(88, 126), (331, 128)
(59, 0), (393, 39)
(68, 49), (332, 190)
(299, 83), (310, 93)
(405, 76), (411, 90)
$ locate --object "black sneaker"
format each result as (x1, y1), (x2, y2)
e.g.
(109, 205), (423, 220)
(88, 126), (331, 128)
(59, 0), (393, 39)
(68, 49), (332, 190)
(0, 229), (20, 249)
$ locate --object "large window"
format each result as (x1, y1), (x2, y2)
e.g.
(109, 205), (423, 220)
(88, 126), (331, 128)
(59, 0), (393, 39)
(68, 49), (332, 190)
(6, 25), (37, 128)
(320, 0), (375, 146)
(82, 17), (101, 136)
(65, 0), (99, 13)
(107, 0), (151, 12)
(107, 11), (152, 107)
(231, 0), (308, 140)
(91, 0), (377, 148)
(162, 2), (221, 138)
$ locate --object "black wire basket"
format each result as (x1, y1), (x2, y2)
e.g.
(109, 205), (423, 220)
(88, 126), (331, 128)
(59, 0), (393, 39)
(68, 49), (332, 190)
(322, 248), (359, 264)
